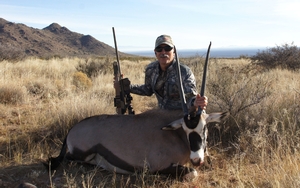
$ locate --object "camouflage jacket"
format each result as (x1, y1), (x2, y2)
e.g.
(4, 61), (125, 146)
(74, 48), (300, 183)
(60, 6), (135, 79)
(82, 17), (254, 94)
(130, 60), (197, 110)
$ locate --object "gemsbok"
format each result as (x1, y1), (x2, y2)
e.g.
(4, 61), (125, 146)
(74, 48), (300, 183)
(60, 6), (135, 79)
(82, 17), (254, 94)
(46, 42), (228, 180)
(47, 108), (227, 179)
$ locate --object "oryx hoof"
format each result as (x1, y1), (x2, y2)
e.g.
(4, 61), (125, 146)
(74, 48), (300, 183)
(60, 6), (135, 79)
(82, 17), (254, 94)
(183, 168), (198, 181)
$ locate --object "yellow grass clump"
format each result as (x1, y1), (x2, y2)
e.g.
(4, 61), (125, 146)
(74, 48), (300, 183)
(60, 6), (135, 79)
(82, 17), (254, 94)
(72, 71), (93, 91)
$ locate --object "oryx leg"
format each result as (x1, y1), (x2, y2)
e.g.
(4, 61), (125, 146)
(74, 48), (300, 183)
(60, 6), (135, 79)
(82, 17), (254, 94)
(88, 153), (133, 174)
(159, 163), (197, 180)
(67, 152), (133, 174)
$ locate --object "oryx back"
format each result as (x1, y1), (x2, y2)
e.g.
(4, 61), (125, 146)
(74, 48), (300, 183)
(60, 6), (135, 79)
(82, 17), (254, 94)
(66, 109), (190, 173)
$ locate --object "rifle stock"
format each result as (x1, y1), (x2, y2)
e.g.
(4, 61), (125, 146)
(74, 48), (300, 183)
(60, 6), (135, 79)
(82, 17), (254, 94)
(112, 27), (134, 115)
(113, 61), (124, 114)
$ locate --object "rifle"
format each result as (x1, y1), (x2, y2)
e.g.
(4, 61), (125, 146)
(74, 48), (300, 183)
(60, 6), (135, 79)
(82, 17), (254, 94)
(112, 27), (135, 115)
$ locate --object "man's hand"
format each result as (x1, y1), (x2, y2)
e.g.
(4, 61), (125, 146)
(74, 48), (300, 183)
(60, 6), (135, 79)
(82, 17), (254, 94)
(194, 94), (208, 110)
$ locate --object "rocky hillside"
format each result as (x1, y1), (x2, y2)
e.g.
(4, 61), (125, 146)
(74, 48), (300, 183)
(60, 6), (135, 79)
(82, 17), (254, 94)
(0, 18), (129, 58)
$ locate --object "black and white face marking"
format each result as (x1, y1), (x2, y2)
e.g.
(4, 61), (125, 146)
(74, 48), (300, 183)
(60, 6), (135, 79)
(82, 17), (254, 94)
(182, 114), (208, 165)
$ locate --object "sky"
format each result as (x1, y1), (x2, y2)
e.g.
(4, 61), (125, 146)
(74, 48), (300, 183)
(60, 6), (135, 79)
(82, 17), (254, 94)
(0, 0), (299, 52)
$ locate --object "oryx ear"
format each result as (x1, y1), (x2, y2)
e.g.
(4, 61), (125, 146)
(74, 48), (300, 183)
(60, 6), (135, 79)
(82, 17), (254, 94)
(205, 112), (229, 123)
(162, 119), (183, 130)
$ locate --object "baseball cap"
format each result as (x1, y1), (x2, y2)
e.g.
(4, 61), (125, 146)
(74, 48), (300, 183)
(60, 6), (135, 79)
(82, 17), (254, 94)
(155, 35), (174, 49)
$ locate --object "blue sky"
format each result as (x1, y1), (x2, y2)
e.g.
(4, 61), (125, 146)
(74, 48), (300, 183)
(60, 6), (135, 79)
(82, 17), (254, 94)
(1, 0), (299, 52)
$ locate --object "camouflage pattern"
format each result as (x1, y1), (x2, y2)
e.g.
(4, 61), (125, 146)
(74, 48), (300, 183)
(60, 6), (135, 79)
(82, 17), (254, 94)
(130, 60), (197, 110)
(155, 35), (174, 49)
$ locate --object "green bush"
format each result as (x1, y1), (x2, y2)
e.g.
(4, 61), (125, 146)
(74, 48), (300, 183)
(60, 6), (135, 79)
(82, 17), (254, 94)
(251, 43), (300, 70)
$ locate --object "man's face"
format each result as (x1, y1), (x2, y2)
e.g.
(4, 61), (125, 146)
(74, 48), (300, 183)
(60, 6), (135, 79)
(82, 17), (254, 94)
(154, 44), (174, 71)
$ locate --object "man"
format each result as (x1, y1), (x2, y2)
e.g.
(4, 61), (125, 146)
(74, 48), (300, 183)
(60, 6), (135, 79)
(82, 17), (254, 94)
(129, 34), (208, 110)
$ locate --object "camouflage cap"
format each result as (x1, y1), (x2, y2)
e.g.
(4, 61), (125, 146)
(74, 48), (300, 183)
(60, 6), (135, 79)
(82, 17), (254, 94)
(155, 35), (174, 49)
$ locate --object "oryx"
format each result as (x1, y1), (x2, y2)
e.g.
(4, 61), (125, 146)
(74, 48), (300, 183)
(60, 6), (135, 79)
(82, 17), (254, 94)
(47, 108), (227, 179)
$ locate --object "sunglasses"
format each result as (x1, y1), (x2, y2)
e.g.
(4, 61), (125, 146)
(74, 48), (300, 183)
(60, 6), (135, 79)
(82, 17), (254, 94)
(155, 46), (173, 52)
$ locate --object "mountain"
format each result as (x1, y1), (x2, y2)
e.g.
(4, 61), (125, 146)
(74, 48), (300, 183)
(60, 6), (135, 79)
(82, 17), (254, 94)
(0, 18), (129, 58)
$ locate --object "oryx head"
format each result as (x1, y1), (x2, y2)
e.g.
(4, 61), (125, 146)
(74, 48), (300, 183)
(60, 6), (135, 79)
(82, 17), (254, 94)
(162, 111), (227, 165)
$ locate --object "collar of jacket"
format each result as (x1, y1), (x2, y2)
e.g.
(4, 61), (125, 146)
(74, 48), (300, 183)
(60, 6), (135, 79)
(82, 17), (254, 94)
(156, 59), (177, 72)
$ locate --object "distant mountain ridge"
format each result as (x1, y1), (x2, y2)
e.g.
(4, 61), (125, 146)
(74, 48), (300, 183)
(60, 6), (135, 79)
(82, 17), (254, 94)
(0, 18), (129, 58)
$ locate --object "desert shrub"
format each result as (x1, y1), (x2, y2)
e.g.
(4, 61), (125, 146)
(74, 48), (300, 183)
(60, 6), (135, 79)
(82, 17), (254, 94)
(72, 71), (92, 91)
(205, 61), (300, 165)
(208, 72), (271, 117)
(26, 81), (45, 96)
(206, 62), (272, 147)
(25, 80), (62, 99)
(76, 57), (113, 77)
(250, 43), (300, 70)
(0, 43), (26, 62)
(0, 84), (26, 104)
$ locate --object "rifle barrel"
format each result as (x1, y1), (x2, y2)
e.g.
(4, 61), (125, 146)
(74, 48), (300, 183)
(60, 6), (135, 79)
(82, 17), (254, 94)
(112, 27), (121, 77)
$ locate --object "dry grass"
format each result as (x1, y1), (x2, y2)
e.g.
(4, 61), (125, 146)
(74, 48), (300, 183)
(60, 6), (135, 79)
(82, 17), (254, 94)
(0, 57), (299, 187)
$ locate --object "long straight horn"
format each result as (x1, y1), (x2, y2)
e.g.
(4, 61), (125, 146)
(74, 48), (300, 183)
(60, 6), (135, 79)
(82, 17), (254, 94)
(174, 46), (189, 116)
(198, 42), (212, 115)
